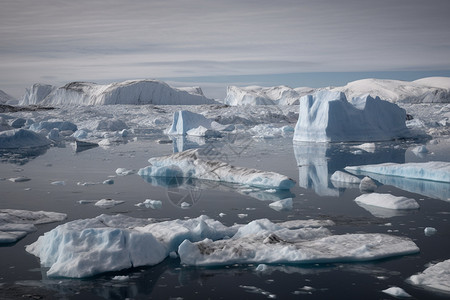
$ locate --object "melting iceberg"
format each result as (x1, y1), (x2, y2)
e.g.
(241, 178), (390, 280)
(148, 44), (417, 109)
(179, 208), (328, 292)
(138, 149), (295, 190)
(345, 161), (450, 183)
(293, 91), (410, 142)
(20, 80), (217, 106)
(407, 259), (450, 293)
(178, 219), (419, 267)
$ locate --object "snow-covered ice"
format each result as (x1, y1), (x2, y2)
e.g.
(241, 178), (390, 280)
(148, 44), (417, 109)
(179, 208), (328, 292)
(224, 85), (312, 106)
(407, 259), (450, 293)
(94, 199), (125, 208)
(0, 209), (67, 243)
(0, 129), (51, 149)
(136, 199), (162, 209)
(293, 91), (410, 142)
(20, 80), (218, 106)
(138, 149), (295, 190)
(345, 161), (450, 183)
(269, 198), (293, 211)
(382, 287), (411, 298)
(355, 193), (419, 210)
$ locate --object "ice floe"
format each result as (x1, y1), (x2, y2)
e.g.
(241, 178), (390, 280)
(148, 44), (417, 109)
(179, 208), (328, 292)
(345, 161), (450, 183)
(138, 149), (295, 190)
(382, 286), (411, 298)
(20, 80), (217, 106)
(0, 209), (67, 243)
(355, 193), (420, 210)
(407, 259), (450, 293)
(94, 199), (125, 208)
(293, 91), (410, 142)
(0, 129), (51, 149)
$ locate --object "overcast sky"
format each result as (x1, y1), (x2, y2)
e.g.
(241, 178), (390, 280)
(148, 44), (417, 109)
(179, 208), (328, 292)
(1, 0), (450, 98)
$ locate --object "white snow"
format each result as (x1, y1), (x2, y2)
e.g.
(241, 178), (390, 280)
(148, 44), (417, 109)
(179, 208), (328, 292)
(293, 90), (410, 142)
(345, 161), (450, 183)
(407, 259), (450, 293)
(224, 85), (313, 106)
(0, 129), (51, 149)
(20, 80), (218, 106)
(382, 287), (411, 298)
(355, 193), (419, 210)
(178, 218), (419, 267)
(0, 209), (67, 244)
(269, 198), (293, 211)
(138, 149), (295, 190)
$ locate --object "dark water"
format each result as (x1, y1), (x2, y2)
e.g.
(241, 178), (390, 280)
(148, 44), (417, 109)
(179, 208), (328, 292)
(0, 136), (449, 299)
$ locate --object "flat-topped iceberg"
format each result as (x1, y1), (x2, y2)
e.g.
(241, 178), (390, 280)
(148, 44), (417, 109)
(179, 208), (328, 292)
(407, 259), (450, 293)
(178, 219), (419, 267)
(355, 193), (419, 210)
(345, 161), (450, 183)
(138, 149), (295, 190)
(0, 129), (51, 149)
(20, 80), (217, 106)
(293, 90), (410, 142)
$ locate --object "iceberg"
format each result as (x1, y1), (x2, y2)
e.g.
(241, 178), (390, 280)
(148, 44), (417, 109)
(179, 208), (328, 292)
(224, 85), (312, 106)
(382, 287), (411, 298)
(138, 149), (295, 190)
(26, 214), (237, 278)
(167, 110), (214, 136)
(355, 193), (419, 210)
(178, 219), (419, 267)
(0, 129), (51, 149)
(0, 209), (67, 244)
(330, 171), (361, 184)
(293, 90), (410, 142)
(20, 80), (217, 106)
(29, 121), (78, 133)
(407, 259), (450, 293)
(345, 161), (450, 183)
(0, 89), (18, 105)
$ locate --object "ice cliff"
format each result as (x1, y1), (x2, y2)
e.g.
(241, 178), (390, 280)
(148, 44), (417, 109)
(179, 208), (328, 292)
(293, 90), (410, 142)
(20, 80), (217, 106)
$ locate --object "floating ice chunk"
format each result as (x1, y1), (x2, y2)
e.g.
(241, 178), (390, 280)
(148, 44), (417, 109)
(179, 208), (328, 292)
(293, 91), (410, 142)
(211, 121), (235, 132)
(179, 228), (418, 267)
(11, 118), (26, 129)
(407, 259), (450, 293)
(250, 124), (293, 139)
(186, 125), (221, 137)
(112, 275), (129, 281)
(355, 193), (419, 210)
(359, 177), (377, 193)
(30, 121), (77, 133)
(238, 214), (248, 219)
(136, 199), (162, 209)
(94, 199), (124, 208)
(269, 198), (293, 211)
(382, 287), (411, 298)
(96, 119), (128, 131)
(115, 168), (135, 176)
(51, 181), (65, 186)
(8, 176), (30, 182)
(353, 143), (376, 153)
(138, 149), (295, 190)
(180, 202), (191, 208)
(424, 227), (437, 236)
(411, 145), (429, 154)
(167, 110), (213, 135)
(103, 179), (114, 185)
(0, 129), (51, 149)
(72, 129), (89, 139)
(256, 264), (268, 272)
(345, 161), (450, 183)
(47, 128), (62, 141)
(330, 171), (361, 184)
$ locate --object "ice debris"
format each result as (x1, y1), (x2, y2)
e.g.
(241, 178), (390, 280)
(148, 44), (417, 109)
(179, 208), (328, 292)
(345, 161), (450, 183)
(330, 171), (361, 184)
(293, 91), (410, 142)
(269, 198), (293, 211)
(136, 199), (162, 209)
(359, 176), (378, 193)
(116, 168), (135, 176)
(407, 259), (450, 293)
(94, 199), (124, 208)
(382, 287), (411, 298)
(424, 227), (437, 236)
(355, 193), (419, 210)
(138, 149), (295, 190)
(0, 129), (51, 149)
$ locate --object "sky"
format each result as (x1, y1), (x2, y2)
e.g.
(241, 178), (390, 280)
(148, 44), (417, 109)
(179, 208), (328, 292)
(1, 0), (450, 99)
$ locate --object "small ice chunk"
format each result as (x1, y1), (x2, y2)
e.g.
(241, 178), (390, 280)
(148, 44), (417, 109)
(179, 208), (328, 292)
(186, 126), (221, 137)
(180, 202), (191, 208)
(238, 214), (248, 219)
(382, 286), (411, 298)
(94, 199), (124, 208)
(330, 171), (361, 184)
(256, 264), (268, 272)
(411, 145), (429, 155)
(169, 251), (178, 258)
(359, 177), (377, 193)
(269, 198), (293, 211)
(355, 193), (419, 210)
(219, 213), (226, 218)
(139, 199), (162, 209)
(103, 179), (114, 185)
(353, 143), (376, 153)
(112, 275), (129, 281)
(8, 177), (30, 183)
(51, 181), (66, 186)
(424, 227), (437, 236)
(115, 168), (135, 176)
(407, 259), (450, 293)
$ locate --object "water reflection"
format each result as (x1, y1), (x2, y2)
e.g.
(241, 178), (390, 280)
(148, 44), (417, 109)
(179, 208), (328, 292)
(293, 142), (406, 196)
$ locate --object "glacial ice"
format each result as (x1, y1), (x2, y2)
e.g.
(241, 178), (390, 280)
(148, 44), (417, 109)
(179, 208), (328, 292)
(20, 80), (217, 106)
(224, 85), (312, 106)
(29, 121), (77, 133)
(345, 161), (450, 183)
(407, 259), (450, 293)
(269, 198), (293, 211)
(354, 193), (419, 210)
(167, 110), (214, 136)
(0, 209), (67, 243)
(138, 149), (295, 190)
(330, 171), (361, 184)
(0, 129), (51, 149)
(293, 91), (410, 142)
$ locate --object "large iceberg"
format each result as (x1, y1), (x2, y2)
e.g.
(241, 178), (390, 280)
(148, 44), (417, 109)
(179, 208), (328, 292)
(224, 85), (314, 106)
(0, 129), (51, 149)
(293, 90), (411, 142)
(345, 161), (450, 183)
(178, 219), (419, 267)
(167, 110), (214, 135)
(138, 149), (295, 190)
(20, 80), (218, 106)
